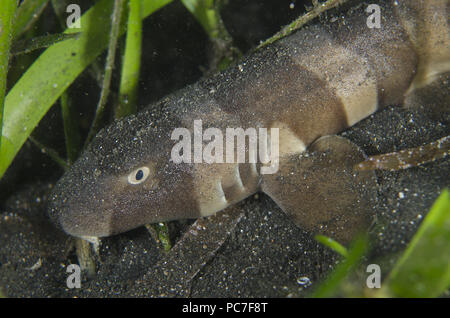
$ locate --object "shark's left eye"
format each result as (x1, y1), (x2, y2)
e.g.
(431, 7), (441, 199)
(128, 166), (150, 185)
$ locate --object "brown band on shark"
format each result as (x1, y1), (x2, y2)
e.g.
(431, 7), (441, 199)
(394, 0), (450, 92)
(286, 42), (378, 127)
(206, 45), (349, 148)
(264, 56), (350, 146)
(321, 2), (420, 107)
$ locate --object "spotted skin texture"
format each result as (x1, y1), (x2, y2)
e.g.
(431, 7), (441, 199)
(48, 0), (449, 242)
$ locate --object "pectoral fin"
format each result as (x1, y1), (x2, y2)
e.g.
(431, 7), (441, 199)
(261, 135), (378, 245)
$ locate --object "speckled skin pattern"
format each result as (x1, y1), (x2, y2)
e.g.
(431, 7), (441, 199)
(48, 0), (449, 242)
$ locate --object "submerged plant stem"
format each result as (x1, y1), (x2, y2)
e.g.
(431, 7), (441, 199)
(86, 0), (126, 144)
(29, 135), (68, 170)
(181, 0), (240, 73)
(13, 0), (49, 39)
(11, 32), (80, 56)
(116, 0), (142, 119)
(0, 0), (17, 151)
(257, 0), (347, 50)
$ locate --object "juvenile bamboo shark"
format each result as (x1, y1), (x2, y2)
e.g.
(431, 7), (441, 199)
(48, 0), (449, 244)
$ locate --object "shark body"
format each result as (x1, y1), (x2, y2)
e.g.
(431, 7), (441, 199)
(49, 0), (449, 243)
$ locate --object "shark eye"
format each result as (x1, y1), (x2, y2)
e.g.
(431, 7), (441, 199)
(128, 167), (150, 185)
